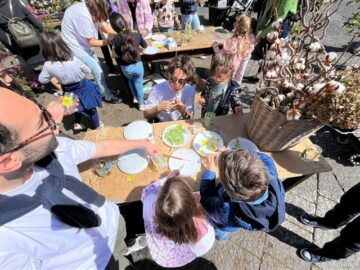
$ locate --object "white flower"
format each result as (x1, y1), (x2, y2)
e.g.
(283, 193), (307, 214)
(309, 83), (326, 94)
(279, 94), (286, 102)
(266, 69), (278, 78)
(309, 42), (322, 52)
(283, 80), (295, 89)
(287, 92), (295, 99)
(266, 50), (277, 60)
(325, 81), (346, 94)
(294, 62), (306, 71)
(272, 19), (283, 30)
(286, 108), (302, 120)
(325, 52), (337, 62)
(267, 31), (279, 42)
(295, 83), (304, 91)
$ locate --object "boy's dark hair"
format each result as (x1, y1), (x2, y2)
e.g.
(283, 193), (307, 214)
(85, 0), (109, 22)
(109, 12), (140, 64)
(41, 31), (73, 62)
(219, 150), (269, 202)
(209, 53), (234, 78)
(167, 56), (198, 85)
(0, 123), (17, 155)
(155, 176), (203, 244)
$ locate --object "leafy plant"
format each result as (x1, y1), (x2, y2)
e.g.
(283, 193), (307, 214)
(344, 0), (360, 35)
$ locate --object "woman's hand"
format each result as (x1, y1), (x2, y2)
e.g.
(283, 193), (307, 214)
(142, 140), (160, 158)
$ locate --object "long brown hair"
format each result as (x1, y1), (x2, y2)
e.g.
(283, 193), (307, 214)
(166, 56), (198, 85)
(232, 14), (253, 55)
(85, 0), (109, 22)
(109, 12), (140, 64)
(209, 53), (234, 78)
(155, 177), (203, 244)
(41, 31), (73, 62)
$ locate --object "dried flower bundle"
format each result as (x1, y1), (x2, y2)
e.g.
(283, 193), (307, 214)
(257, 0), (358, 125)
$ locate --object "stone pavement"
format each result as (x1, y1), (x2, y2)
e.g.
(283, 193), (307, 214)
(34, 1), (360, 269)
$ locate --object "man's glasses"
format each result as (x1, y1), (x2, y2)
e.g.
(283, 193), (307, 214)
(169, 77), (187, 86)
(4, 104), (60, 154)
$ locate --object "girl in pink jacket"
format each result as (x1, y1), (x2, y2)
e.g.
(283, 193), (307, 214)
(117, 0), (153, 37)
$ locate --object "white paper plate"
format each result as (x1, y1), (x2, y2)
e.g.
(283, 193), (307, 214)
(168, 149), (201, 177)
(193, 131), (224, 156)
(124, 120), (152, 140)
(151, 34), (166, 41)
(143, 33), (152, 40)
(228, 137), (259, 152)
(118, 148), (149, 174)
(162, 124), (191, 147)
(152, 40), (166, 48)
(144, 46), (160, 55)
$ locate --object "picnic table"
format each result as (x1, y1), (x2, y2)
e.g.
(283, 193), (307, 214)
(141, 26), (231, 61)
(79, 114), (332, 203)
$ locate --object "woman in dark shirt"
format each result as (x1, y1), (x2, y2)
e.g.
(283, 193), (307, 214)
(0, 0), (44, 71)
(110, 12), (147, 110)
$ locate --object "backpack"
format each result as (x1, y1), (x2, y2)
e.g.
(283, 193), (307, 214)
(1, 0), (39, 48)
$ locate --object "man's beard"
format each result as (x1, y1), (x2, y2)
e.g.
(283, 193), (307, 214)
(20, 137), (59, 170)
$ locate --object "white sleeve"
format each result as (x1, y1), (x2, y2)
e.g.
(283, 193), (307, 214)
(184, 86), (195, 112)
(0, 251), (39, 270)
(75, 57), (91, 74)
(144, 87), (161, 109)
(73, 14), (97, 40)
(38, 63), (51, 84)
(55, 137), (96, 165)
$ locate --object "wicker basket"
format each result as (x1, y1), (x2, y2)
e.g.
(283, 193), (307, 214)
(246, 95), (323, 151)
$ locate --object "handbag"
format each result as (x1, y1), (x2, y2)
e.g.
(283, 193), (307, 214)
(1, 0), (39, 48)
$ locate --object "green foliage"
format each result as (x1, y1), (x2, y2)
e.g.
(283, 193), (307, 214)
(344, 0), (360, 35)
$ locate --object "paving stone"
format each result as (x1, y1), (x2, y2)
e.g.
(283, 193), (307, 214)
(287, 175), (318, 204)
(203, 239), (261, 270)
(228, 229), (267, 258)
(259, 253), (296, 270)
(263, 234), (313, 270)
(318, 172), (344, 203)
(312, 255), (360, 270)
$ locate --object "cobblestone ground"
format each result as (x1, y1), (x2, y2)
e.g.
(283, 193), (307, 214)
(32, 1), (360, 269)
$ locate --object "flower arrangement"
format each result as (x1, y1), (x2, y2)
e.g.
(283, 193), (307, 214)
(256, 0), (358, 126)
(29, 0), (79, 13)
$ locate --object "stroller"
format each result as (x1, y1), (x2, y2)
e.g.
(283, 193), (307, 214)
(221, 0), (257, 31)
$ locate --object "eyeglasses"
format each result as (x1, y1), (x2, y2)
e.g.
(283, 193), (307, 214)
(169, 77), (187, 86)
(4, 104), (60, 154)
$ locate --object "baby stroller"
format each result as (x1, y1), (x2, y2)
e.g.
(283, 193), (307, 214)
(222, 0), (257, 31)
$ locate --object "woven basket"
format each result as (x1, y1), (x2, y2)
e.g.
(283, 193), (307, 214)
(246, 95), (323, 151)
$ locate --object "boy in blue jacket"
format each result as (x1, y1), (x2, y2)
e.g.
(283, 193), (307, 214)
(200, 149), (286, 240)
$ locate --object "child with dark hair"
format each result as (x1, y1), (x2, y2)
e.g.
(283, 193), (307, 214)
(142, 171), (215, 267)
(38, 31), (103, 130)
(110, 12), (147, 110)
(153, 0), (180, 32)
(200, 149), (286, 240)
(199, 53), (243, 117)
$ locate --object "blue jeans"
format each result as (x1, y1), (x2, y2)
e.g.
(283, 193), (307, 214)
(78, 54), (113, 99)
(181, 13), (201, 30)
(121, 62), (144, 105)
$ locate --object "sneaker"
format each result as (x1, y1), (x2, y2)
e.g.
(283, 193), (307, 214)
(133, 97), (138, 104)
(139, 104), (145, 111)
(298, 248), (333, 263)
(74, 123), (85, 131)
(123, 235), (147, 255)
(299, 213), (331, 230)
(103, 95), (122, 104)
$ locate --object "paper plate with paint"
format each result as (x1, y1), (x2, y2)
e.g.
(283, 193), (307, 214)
(228, 137), (259, 152)
(144, 46), (159, 55)
(193, 131), (224, 156)
(118, 148), (149, 174)
(168, 149), (201, 176)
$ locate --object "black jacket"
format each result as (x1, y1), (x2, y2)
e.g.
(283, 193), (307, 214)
(180, 0), (197, 15)
(201, 79), (242, 117)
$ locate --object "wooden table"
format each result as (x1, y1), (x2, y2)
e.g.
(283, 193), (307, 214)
(79, 114), (332, 203)
(141, 27), (231, 61)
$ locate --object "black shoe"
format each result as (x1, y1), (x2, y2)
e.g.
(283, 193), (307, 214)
(299, 213), (330, 230)
(298, 248), (333, 263)
(103, 95), (123, 104)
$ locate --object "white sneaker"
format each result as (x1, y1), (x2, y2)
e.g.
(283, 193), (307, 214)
(139, 104), (145, 111)
(133, 97), (138, 104)
(123, 235), (147, 255)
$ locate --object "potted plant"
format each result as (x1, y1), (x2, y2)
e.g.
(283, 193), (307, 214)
(246, 0), (358, 151)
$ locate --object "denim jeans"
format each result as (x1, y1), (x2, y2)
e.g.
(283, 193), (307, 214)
(181, 13), (201, 30)
(121, 61), (144, 105)
(78, 54), (113, 99)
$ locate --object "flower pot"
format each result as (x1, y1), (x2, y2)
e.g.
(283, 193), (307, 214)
(246, 95), (323, 151)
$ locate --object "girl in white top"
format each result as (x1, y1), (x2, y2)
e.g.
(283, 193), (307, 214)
(39, 31), (103, 130)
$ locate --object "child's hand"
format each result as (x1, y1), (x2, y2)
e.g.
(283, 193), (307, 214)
(153, 22), (159, 29)
(139, 29), (148, 37)
(198, 97), (206, 105)
(234, 106), (243, 116)
(203, 154), (218, 172)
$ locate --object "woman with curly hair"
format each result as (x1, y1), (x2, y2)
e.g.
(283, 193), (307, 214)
(143, 56), (197, 122)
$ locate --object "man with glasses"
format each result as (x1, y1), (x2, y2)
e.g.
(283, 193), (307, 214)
(0, 88), (159, 269)
(143, 56), (198, 122)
